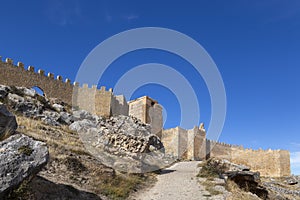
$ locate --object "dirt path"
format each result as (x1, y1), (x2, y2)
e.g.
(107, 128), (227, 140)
(130, 161), (211, 200)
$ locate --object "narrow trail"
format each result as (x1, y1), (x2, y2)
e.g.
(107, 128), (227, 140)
(130, 161), (211, 200)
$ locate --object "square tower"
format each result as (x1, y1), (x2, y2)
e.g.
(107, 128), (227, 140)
(128, 96), (163, 138)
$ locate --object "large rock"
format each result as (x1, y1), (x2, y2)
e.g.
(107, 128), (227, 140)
(71, 115), (168, 173)
(0, 85), (10, 99)
(213, 158), (250, 172)
(0, 134), (49, 198)
(0, 103), (17, 140)
(224, 170), (268, 199)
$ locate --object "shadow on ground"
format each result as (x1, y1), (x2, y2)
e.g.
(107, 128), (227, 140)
(159, 169), (176, 175)
(29, 176), (101, 200)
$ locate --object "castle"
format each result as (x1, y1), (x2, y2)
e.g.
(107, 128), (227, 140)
(0, 57), (291, 177)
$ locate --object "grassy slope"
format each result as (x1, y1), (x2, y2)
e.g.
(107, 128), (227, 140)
(7, 115), (155, 200)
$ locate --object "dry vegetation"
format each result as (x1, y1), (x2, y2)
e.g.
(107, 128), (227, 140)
(197, 160), (227, 197)
(197, 159), (261, 200)
(225, 180), (261, 200)
(9, 115), (154, 200)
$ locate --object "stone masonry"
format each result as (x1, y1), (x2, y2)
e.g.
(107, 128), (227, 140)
(128, 96), (163, 137)
(0, 57), (129, 118)
(0, 56), (291, 177)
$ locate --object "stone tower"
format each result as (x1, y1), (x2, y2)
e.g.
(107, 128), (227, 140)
(128, 96), (163, 138)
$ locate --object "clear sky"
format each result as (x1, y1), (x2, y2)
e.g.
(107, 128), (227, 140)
(0, 0), (299, 174)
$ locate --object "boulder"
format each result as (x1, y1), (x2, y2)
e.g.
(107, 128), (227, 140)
(52, 103), (65, 112)
(0, 103), (17, 140)
(0, 85), (10, 100)
(0, 134), (49, 198)
(7, 93), (44, 117)
(58, 112), (75, 125)
(71, 115), (167, 173)
(224, 171), (268, 199)
(219, 159), (250, 172)
(285, 176), (298, 185)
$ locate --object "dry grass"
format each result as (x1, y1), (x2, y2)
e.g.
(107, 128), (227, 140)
(99, 173), (147, 199)
(202, 180), (222, 196)
(226, 180), (261, 200)
(14, 115), (153, 199)
(16, 115), (87, 156)
(0, 127), (14, 142)
(197, 158), (225, 179)
(198, 159), (262, 199)
(197, 159), (226, 196)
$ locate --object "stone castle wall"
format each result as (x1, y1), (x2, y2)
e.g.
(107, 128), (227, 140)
(129, 96), (163, 136)
(0, 56), (290, 177)
(0, 58), (73, 104)
(161, 127), (291, 177)
(229, 148), (290, 177)
(205, 139), (290, 177)
(187, 127), (206, 160)
(162, 126), (206, 160)
(0, 57), (129, 118)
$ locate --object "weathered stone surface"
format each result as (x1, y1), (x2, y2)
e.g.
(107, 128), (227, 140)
(7, 93), (44, 117)
(0, 103), (17, 140)
(0, 85), (9, 99)
(71, 115), (168, 173)
(0, 134), (49, 198)
(224, 171), (268, 199)
(215, 158), (250, 172)
(285, 176), (298, 185)
(52, 103), (64, 112)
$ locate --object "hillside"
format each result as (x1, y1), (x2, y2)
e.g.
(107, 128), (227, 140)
(0, 84), (157, 199)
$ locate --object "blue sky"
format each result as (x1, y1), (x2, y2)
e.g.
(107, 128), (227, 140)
(0, 0), (299, 174)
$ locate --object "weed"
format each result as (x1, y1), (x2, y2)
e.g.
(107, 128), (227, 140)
(99, 174), (145, 200)
(18, 145), (33, 156)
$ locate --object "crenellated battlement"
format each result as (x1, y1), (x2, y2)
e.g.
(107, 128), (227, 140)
(0, 57), (74, 85)
(0, 55), (290, 177)
(0, 56), (120, 111)
(206, 139), (243, 149)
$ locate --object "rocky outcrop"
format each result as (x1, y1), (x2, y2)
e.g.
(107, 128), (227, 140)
(0, 103), (17, 140)
(0, 85), (72, 126)
(224, 171), (268, 199)
(207, 158), (269, 199)
(0, 84), (170, 173)
(0, 134), (49, 198)
(70, 115), (169, 173)
(215, 158), (250, 172)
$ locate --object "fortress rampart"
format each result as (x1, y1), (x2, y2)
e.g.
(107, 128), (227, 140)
(0, 57), (130, 118)
(0, 57), (161, 134)
(161, 126), (290, 177)
(0, 57), (73, 104)
(0, 56), (291, 177)
(161, 125), (206, 160)
(205, 139), (290, 177)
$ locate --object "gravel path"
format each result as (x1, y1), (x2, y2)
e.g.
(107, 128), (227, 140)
(130, 161), (211, 200)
